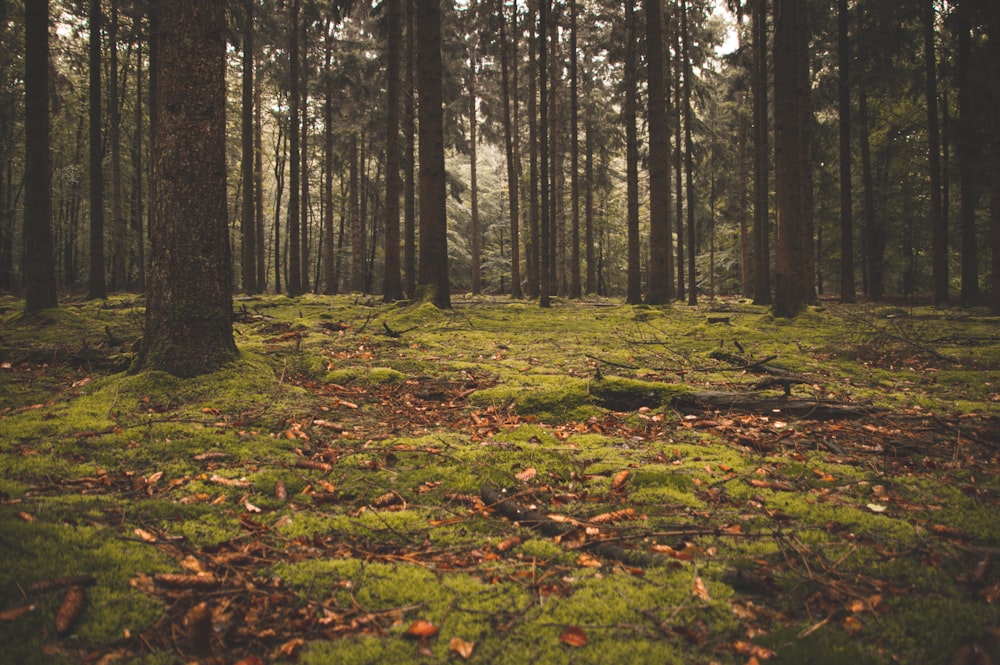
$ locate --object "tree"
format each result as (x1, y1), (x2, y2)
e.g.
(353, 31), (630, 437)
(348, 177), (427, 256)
(924, 0), (945, 306)
(645, 0), (672, 305)
(751, 0), (769, 305)
(956, 1), (979, 308)
(109, 0), (126, 291)
(416, 0), (451, 308)
(681, 0), (696, 306)
(383, 0), (404, 301)
(772, 0), (815, 317)
(539, 0), (552, 307)
(992, 0), (1000, 312)
(137, 0), (236, 377)
(623, 0), (641, 305)
(568, 0), (581, 299)
(88, 0), (106, 300)
(23, 0), (56, 313)
(838, 0), (856, 303)
(241, 0), (258, 294)
(286, 0), (303, 297)
(499, 0), (523, 298)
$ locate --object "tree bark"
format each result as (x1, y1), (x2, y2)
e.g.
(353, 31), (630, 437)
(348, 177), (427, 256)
(538, 0), (551, 308)
(24, 0), (57, 313)
(88, 0), (106, 300)
(992, 0), (1000, 313)
(681, 0), (697, 306)
(383, 0), (404, 301)
(404, 0), (417, 298)
(323, 20), (337, 295)
(109, 0), (127, 292)
(500, 0), (523, 299)
(838, 0), (856, 303)
(416, 0), (451, 308)
(468, 37), (482, 295)
(286, 0), (302, 297)
(773, 0), (814, 317)
(349, 133), (364, 292)
(924, 0), (945, 306)
(956, 4), (979, 308)
(241, 0), (257, 294)
(526, 0), (540, 299)
(138, 0), (236, 377)
(568, 0), (581, 299)
(624, 0), (641, 305)
(751, 0), (770, 305)
(645, 0), (671, 305)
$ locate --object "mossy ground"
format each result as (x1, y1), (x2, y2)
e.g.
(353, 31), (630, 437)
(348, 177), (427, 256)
(1, 294), (998, 663)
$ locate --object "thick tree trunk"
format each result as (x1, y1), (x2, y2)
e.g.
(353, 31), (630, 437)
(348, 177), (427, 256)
(645, 0), (671, 305)
(383, 0), (404, 301)
(416, 0), (451, 308)
(624, 0), (641, 305)
(138, 0), (236, 377)
(88, 0), (106, 300)
(24, 0), (56, 313)
(773, 0), (814, 317)
(838, 0), (855, 303)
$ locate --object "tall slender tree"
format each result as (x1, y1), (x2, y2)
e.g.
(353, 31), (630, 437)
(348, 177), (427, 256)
(624, 0), (641, 304)
(751, 0), (769, 304)
(500, 0), (523, 298)
(286, 0), (303, 296)
(645, 0), (671, 304)
(416, 0), (451, 308)
(568, 0), (581, 299)
(539, 0), (551, 307)
(88, 0), (106, 300)
(404, 0), (417, 297)
(383, 0), (404, 301)
(992, 0), (1000, 312)
(924, 0), (945, 306)
(241, 0), (257, 294)
(838, 0), (856, 303)
(956, 2), (978, 307)
(681, 0), (697, 306)
(109, 0), (126, 291)
(137, 0), (236, 376)
(23, 0), (56, 313)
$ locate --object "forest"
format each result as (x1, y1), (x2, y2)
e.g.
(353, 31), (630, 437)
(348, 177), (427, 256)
(2, 0), (998, 316)
(1, 0), (1000, 663)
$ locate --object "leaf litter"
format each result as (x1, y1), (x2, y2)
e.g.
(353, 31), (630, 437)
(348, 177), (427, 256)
(0, 294), (998, 663)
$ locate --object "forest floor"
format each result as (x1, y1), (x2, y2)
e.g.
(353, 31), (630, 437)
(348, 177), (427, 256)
(1, 293), (998, 665)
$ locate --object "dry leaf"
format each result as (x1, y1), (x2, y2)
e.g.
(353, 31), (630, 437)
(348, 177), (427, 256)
(448, 636), (476, 659)
(692, 576), (711, 601)
(842, 615), (863, 634)
(516, 467), (537, 482)
(274, 479), (287, 501)
(576, 553), (603, 568)
(611, 470), (630, 491)
(17, 511), (35, 522)
(559, 625), (588, 647)
(54, 586), (86, 636)
(0, 604), (36, 622)
(134, 528), (158, 543)
(405, 620), (439, 639)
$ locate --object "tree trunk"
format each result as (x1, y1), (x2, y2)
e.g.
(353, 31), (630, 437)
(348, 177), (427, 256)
(956, 5), (979, 308)
(349, 133), (364, 292)
(255, 47), (266, 291)
(324, 20), (337, 295)
(383, 0), (404, 301)
(751, 0), (770, 305)
(469, 40), (482, 295)
(286, 0), (302, 297)
(110, 0), (127, 292)
(24, 0), (56, 313)
(138, 0), (236, 377)
(88, 0), (106, 300)
(273, 123), (286, 294)
(924, 0), (945, 306)
(681, 0), (696, 306)
(838, 0), (856, 303)
(550, 14), (563, 297)
(539, 0), (551, 308)
(241, 0), (257, 294)
(859, 90), (880, 300)
(526, 0), (540, 299)
(992, 0), (1000, 313)
(300, 70), (310, 293)
(568, 0), (581, 299)
(131, 12), (145, 292)
(645, 0), (671, 305)
(624, 0), (641, 305)
(404, 0), (417, 298)
(416, 0), (450, 308)
(773, 0), (814, 317)
(584, 111), (596, 295)
(500, 0), (523, 299)
(673, 12), (685, 301)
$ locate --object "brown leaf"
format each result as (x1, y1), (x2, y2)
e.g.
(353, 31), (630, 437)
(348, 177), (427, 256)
(374, 491), (404, 507)
(515, 467), (537, 483)
(274, 479), (287, 501)
(448, 636), (476, 659)
(842, 615), (863, 634)
(184, 602), (212, 657)
(17, 511), (35, 522)
(133, 528), (158, 543)
(576, 553), (603, 568)
(611, 470), (630, 491)
(54, 586), (86, 636)
(559, 625), (588, 647)
(692, 576), (711, 601)
(405, 619), (439, 639)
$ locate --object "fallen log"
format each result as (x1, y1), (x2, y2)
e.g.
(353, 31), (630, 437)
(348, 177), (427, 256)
(672, 391), (884, 420)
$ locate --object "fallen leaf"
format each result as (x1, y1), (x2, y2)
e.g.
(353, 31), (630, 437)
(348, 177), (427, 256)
(576, 553), (603, 568)
(448, 636), (476, 659)
(17, 511), (34, 522)
(516, 467), (537, 483)
(405, 620), (439, 639)
(843, 615), (863, 633)
(611, 470), (630, 491)
(866, 503), (888, 513)
(134, 528), (158, 543)
(692, 576), (711, 601)
(559, 625), (588, 647)
(0, 604), (36, 622)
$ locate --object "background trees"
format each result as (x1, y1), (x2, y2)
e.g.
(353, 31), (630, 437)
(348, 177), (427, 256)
(2, 0), (997, 314)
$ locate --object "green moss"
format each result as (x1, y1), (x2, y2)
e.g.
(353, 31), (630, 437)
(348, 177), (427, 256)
(325, 366), (407, 386)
